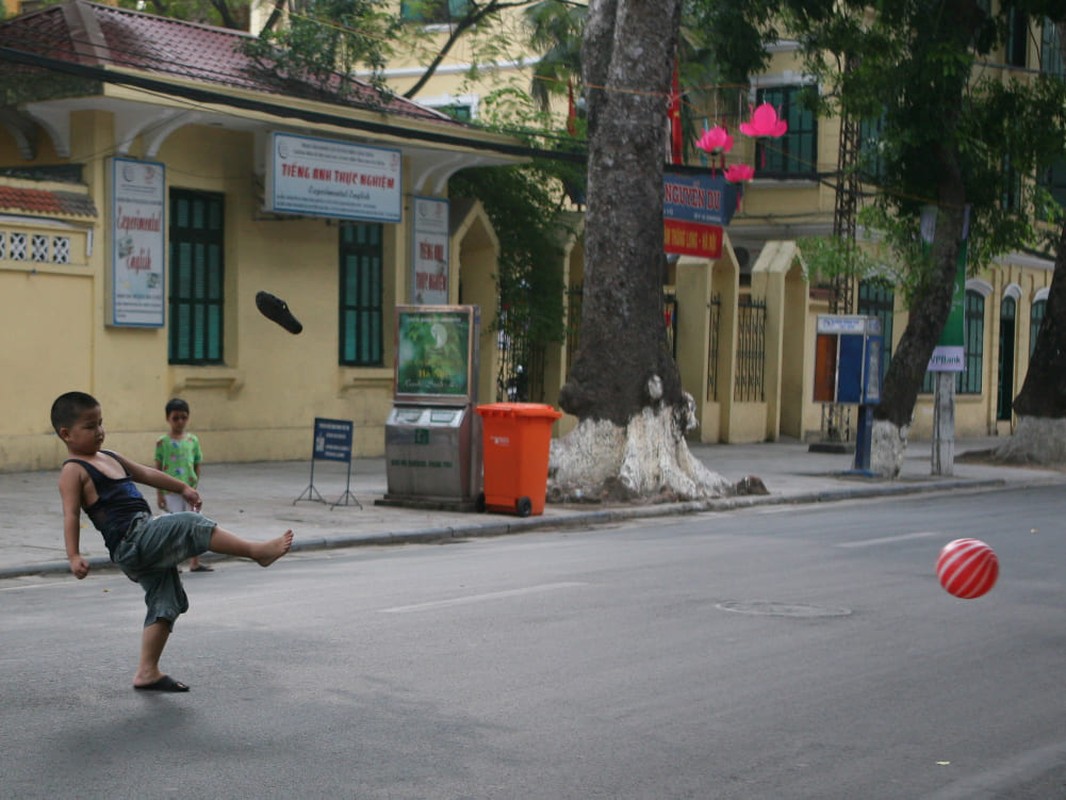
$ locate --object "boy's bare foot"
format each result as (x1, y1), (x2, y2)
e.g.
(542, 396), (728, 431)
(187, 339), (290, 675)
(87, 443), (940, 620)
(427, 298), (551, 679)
(254, 530), (294, 567)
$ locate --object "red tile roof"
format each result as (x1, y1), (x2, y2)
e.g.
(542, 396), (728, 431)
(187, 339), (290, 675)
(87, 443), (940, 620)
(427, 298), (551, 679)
(0, 0), (457, 126)
(0, 185), (97, 217)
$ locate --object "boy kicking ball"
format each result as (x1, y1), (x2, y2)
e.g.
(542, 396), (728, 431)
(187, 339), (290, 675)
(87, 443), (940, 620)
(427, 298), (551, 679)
(51, 391), (294, 693)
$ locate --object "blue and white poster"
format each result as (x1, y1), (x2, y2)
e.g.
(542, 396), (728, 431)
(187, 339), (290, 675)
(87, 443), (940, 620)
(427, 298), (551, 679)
(313, 418), (353, 463)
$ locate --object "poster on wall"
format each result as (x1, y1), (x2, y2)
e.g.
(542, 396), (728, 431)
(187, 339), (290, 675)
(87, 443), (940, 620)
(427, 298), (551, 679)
(394, 305), (475, 404)
(109, 158), (166, 327)
(264, 131), (402, 222)
(411, 196), (450, 304)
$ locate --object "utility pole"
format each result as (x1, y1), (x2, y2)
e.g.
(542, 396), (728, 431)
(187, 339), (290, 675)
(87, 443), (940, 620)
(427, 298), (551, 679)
(819, 89), (863, 448)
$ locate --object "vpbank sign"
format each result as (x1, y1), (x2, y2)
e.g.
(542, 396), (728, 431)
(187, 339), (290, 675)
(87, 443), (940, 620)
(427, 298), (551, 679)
(928, 349), (964, 370)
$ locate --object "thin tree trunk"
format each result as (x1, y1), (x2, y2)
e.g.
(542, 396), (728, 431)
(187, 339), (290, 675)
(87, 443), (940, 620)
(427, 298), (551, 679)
(874, 194), (966, 429)
(870, 0), (978, 475)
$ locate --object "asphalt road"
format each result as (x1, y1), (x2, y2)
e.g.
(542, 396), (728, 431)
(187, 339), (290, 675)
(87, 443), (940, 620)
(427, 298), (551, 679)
(2, 484), (1065, 799)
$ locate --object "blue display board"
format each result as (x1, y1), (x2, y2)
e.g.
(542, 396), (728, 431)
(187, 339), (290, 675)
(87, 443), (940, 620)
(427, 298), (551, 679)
(313, 418), (353, 463)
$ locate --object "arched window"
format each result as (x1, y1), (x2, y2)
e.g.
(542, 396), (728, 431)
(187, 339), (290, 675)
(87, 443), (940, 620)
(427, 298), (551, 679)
(1030, 299), (1047, 357)
(997, 296), (1016, 421)
(959, 289), (985, 394)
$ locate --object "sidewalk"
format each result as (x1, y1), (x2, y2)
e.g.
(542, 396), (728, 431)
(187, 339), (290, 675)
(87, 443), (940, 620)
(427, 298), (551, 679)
(2, 436), (1060, 579)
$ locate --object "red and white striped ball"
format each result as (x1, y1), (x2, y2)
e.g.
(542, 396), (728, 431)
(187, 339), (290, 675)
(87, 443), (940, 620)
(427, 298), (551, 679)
(937, 538), (999, 599)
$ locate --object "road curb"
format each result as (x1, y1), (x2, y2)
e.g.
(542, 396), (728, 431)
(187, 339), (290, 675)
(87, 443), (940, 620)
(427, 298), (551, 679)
(0, 477), (1010, 581)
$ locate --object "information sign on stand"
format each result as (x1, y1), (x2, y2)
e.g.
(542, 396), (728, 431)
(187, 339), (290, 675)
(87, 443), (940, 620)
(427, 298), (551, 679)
(294, 418), (362, 509)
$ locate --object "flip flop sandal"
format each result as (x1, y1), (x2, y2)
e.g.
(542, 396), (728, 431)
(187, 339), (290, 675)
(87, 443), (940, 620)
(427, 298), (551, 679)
(134, 675), (190, 692)
(255, 291), (303, 334)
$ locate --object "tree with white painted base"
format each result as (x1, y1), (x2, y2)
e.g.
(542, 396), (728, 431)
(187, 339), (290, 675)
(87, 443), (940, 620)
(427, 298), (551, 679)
(548, 0), (731, 503)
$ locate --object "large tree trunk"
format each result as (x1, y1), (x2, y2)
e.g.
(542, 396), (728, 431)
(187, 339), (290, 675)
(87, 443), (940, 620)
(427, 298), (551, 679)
(550, 0), (730, 502)
(560, 0), (681, 424)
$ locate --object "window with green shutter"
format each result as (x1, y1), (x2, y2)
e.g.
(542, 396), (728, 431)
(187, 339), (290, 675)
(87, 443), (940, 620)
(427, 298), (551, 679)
(339, 222), (384, 366)
(168, 189), (224, 365)
(754, 86), (818, 179)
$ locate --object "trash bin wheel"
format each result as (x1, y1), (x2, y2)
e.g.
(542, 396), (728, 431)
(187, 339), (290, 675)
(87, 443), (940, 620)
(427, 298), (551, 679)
(475, 492), (486, 513)
(516, 496), (533, 517)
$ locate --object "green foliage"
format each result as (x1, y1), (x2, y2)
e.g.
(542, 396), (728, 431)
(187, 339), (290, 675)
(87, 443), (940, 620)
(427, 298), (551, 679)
(242, 0), (398, 98)
(114, 0), (247, 29)
(524, 0), (586, 112)
(684, 0), (781, 86)
(449, 87), (581, 348)
(797, 234), (885, 287)
(855, 206), (937, 306)
(757, 1), (1066, 298)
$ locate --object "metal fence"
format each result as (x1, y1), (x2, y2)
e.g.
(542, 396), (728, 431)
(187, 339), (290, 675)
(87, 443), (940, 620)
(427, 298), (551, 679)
(734, 295), (766, 402)
(707, 293), (721, 401)
(495, 307), (545, 402)
(663, 290), (678, 359)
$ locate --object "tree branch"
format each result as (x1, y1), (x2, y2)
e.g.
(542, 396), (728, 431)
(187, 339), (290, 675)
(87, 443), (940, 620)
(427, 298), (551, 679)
(402, 0), (532, 99)
(209, 0), (240, 29)
(260, 0), (289, 34)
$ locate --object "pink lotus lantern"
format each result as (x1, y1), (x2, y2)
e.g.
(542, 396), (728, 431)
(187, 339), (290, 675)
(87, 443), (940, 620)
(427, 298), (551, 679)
(739, 103), (788, 138)
(724, 163), (755, 183)
(695, 125), (734, 154)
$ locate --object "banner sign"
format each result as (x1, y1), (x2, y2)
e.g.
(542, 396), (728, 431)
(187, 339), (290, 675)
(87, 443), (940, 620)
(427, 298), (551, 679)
(313, 418), (353, 463)
(664, 219), (723, 259)
(109, 158), (165, 327)
(927, 240), (967, 372)
(663, 171), (738, 227)
(411, 196), (450, 305)
(265, 132), (402, 222)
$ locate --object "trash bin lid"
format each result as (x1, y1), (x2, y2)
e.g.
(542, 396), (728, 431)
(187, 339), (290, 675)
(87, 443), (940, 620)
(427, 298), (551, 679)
(476, 402), (563, 419)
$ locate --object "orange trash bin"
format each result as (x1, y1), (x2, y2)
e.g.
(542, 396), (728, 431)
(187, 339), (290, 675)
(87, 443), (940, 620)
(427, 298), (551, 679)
(475, 402), (563, 517)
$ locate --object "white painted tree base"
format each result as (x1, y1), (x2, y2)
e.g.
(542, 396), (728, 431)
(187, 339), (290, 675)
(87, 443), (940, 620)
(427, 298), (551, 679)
(993, 416), (1066, 464)
(547, 402), (732, 503)
(870, 419), (908, 479)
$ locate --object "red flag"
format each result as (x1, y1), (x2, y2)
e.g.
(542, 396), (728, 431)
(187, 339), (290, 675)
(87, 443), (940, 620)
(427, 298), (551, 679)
(668, 62), (683, 164)
(567, 79), (577, 136)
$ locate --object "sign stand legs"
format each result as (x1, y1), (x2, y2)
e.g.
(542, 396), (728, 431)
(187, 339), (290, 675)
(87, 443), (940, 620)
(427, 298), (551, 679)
(294, 458), (326, 505)
(295, 417), (362, 509)
(330, 460), (362, 509)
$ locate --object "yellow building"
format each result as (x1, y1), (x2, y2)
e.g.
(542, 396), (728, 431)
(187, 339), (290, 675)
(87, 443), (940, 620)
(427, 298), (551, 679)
(373, 3), (1058, 445)
(1, 1), (1059, 476)
(0, 0), (524, 471)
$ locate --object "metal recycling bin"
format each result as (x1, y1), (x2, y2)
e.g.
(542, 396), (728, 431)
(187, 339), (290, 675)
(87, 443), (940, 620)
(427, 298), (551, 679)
(476, 402), (562, 517)
(384, 404), (478, 503)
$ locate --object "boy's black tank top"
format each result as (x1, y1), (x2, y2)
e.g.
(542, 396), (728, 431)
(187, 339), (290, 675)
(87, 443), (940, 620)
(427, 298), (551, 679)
(64, 451), (151, 557)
